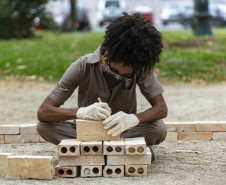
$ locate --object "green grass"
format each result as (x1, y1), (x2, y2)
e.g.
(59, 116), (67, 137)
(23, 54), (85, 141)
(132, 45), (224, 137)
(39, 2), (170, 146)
(0, 29), (226, 83)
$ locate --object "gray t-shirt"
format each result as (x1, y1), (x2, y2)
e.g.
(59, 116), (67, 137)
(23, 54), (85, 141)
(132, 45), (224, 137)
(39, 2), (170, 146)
(49, 46), (164, 114)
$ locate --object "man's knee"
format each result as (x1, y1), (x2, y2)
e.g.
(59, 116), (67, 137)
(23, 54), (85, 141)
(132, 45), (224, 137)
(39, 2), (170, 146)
(145, 119), (167, 145)
(36, 121), (60, 145)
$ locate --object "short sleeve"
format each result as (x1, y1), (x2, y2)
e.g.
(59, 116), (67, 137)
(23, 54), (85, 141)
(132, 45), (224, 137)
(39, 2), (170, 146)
(136, 70), (164, 101)
(48, 58), (85, 105)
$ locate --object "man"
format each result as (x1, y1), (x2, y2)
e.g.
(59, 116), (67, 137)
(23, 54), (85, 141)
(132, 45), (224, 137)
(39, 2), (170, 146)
(37, 12), (168, 161)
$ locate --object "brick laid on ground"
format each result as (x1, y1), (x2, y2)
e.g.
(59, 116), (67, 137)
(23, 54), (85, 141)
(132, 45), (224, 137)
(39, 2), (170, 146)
(55, 165), (79, 178)
(0, 153), (14, 176)
(195, 121), (226, 132)
(20, 124), (38, 135)
(166, 122), (196, 132)
(4, 135), (40, 143)
(212, 132), (226, 140)
(166, 132), (178, 140)
(0, 135), (4, 143)
(125, 164), (147, 177)
(0, 125), (20, 135)
(6, 156), (53, 179)
(178, 132), (212, 140)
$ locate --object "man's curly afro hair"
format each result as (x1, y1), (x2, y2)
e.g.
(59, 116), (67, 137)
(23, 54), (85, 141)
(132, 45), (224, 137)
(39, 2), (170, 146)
(100, 12), (163, 72)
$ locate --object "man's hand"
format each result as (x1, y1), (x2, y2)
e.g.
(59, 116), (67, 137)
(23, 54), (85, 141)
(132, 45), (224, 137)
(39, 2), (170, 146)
(76, 102), (111, 120)
(103, 111), (139, 136)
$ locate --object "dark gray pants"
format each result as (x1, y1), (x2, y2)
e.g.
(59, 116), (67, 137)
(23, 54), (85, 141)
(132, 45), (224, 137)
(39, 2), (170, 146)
(36, 120), (167, 146)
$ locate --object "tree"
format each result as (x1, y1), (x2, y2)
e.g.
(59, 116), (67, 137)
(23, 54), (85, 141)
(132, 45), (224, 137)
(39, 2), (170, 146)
(0, 0), (50, 39)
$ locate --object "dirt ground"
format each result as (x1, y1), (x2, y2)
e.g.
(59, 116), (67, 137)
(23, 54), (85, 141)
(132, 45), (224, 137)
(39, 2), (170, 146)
(0, 79), (226, 124)
(0, 79), (226, 184)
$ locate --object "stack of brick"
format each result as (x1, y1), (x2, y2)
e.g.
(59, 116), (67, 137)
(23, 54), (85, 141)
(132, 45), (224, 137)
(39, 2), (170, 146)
(55, 137), (151, 178)
(55, 119), (151, 178)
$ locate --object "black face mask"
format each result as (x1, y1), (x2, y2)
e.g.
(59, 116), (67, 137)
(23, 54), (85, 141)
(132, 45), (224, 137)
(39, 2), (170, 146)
(104, 71), (120, 90)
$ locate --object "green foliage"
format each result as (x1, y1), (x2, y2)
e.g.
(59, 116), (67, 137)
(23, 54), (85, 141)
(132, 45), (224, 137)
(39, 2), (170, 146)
(0, 0), (50, 39)
(0, 29), (225, 83)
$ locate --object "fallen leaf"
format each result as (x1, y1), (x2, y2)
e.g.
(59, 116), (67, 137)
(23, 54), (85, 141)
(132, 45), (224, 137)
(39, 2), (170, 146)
(16, 65), (27, 70)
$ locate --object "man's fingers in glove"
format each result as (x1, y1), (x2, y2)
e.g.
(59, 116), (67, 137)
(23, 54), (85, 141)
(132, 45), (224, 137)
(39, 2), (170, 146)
(112, 128), (124, 137)
(99, 107), (111, 117)
(98, 102), (112, 113)
(107, 124), (121, 136)
(103, 116), (119, 129)
(95, 112), (109, 120)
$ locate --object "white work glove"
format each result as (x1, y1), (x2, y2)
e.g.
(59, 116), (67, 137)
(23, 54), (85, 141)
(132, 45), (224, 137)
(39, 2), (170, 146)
(76, 102), (111, 120)
(103, 111), (139, 136)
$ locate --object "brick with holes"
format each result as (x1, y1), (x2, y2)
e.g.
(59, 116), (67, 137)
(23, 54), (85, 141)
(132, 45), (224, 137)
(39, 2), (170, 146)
(58, 139), (81, 156)
(80, 166), (102, 177)
(125, 164), (147, 176)
(103, 138), (125, 155)
(103, 165), (124, 177)
(107, 147), (151, 165)
(81, 141), (102, 156)
(125, 137), (146, 155)
(55, 165), (79, 178)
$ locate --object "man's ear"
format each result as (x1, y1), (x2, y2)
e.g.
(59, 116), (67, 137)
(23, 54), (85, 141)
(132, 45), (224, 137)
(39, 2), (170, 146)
(103, 52), (108, 61)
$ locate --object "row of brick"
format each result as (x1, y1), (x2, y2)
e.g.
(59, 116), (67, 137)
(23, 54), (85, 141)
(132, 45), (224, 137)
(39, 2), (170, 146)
(0, 121), (226, 144)
(58, 137), (146, 156)
(166, 131), (226, 140)
(56, 164), (147, 178)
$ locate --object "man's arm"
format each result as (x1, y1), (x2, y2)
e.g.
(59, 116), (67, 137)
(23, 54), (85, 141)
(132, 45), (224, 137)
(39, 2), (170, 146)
(37, 96), (77, 122)
(136, 93), (168, 124)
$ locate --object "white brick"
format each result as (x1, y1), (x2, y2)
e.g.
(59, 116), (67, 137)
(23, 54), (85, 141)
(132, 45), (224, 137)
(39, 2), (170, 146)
(0, 153), (14, 175)
(166, 122), (195, 132)
(195, 121), (226, 132)
(166, 132), (178, 141)
(4, 135), (39, 143)
(6, 156), (53, 179)
(103, 138), (125, 155)
(125, 137), (146, 155)
(0, 125), (20, 135)
(20, 124), (38, 135)
(212, 132), (226, 140)
(58, 139), (81, 156)
(39, 136), (47, 142)
(59, 155), (105, 166)
(125, 165), (147, 176)
(55, 165), (79, 178)
(81, 141), (102, 156)
(103, 165), (124, 177)
(81, 166), (102, 177)
(76, 119), (120, 141)
(107, 147), (151, 165)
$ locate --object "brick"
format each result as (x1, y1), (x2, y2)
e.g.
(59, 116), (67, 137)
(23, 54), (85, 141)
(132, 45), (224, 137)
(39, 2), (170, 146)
(0, 125), (20, 135)
(125, 165), (147, 177)
(107, 147), (151, 165)
(4, 135), (39, 143)
(195, 121), (226, 132)
(103, 138), (125, 155)
(81, 141), (102, 156)
(0, 153), (14, 175)
(76, 119), (120, 141)
(166, 132), (178, 141)
(125, 137), (146, 155)
(166, 122), (195, 132)
(0, 135), (4, 143)
(178, 132), (212, 140)
(212, 132), (226, 140)
(6, 156), (53, 179)
(58, 139), (81, 156)
(103, 165), (124, 177)
(40, 136), (47, 142)
(81, 166), (102, 177)
(55, 165), (79, 178)
(59, 155), (105, 166)
(20, 124), (38, 135)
